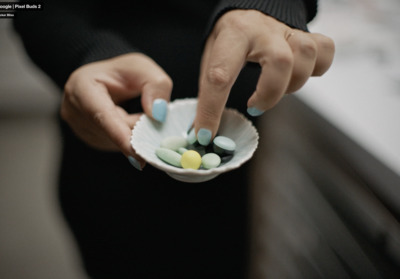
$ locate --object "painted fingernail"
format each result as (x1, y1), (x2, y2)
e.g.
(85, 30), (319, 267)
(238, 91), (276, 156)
(197, 128), (212, 146)
(128, 156), (142, 171)
(152, 98), (167, 122)
(247, 107), (264, 117)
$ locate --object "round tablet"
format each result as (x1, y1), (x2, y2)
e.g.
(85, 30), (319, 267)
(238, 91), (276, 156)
(181, 150), (202, 170)
(213, 136), (236, 155)
(201, 153), (221, 169)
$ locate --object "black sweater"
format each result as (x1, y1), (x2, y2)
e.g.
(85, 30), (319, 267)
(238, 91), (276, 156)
(14, 0), (317, 89)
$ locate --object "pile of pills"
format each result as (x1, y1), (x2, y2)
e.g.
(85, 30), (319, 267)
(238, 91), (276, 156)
(155, 128), (236, 170)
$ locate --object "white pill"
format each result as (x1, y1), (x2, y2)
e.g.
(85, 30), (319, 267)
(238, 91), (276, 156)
(160, 136), (188, 151)
(201, 153), (221, 169)
(155, 147), (182, 167)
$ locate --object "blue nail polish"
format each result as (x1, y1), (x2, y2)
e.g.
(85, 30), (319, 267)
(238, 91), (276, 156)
(197, 128), (212, 146)
(128, 156), (142, 171)
(152, 99), (167, 122)
(247, 107), (264, 117)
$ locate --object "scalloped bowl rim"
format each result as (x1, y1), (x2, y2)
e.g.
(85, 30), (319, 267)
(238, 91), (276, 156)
(131, 98), (259, 182)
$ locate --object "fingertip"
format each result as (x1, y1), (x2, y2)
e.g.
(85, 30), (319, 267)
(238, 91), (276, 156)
(197, 128), (212, 146)
(139, 71), (172, 122)
(151, 98), (168, 122)
(247, 107), (264, 117)
(127, 155), (146, 171)
(128, 156), (142, 171)
(194, 99), (223, 146)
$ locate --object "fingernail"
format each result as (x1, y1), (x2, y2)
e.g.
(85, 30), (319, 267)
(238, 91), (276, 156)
(128, 156), (142, 171)
(152, 98), (167, 122)
(247, 107), (264, 117)
(197, 128), (212, 146)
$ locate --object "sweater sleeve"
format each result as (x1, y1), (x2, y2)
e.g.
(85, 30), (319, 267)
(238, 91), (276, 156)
(13, 0), (138, 88)
(206, 0), (318, 36)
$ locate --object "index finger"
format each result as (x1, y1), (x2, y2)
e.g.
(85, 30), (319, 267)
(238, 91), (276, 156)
(195, 31), (247, 145)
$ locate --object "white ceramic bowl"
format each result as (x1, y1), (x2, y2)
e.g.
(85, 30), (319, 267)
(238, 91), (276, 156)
(131, 98), (259, 183)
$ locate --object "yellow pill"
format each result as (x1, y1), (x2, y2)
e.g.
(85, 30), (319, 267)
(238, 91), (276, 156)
(181, 150), (202, 170)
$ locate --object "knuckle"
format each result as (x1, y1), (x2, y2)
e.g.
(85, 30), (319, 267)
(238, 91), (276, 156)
(154, 75), (174, 92)
(298, 39), (318, 58)
(271, 50), (294, 70)
(318, 36), (335, 53)
(228, 17), (250, 34)
(219, 11), (250, 32)
(93, 111), (105, 127)
(206, 67), (231, 88)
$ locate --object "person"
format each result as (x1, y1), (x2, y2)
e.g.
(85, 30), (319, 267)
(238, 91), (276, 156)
(13, 0), (334, 278)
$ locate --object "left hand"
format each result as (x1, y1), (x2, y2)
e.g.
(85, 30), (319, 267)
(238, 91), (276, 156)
(194, 9), (335, 144)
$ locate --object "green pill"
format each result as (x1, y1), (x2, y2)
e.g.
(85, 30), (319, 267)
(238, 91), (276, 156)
(201, 153), (221, 169)
(155, 147), (182, 167)
(177, 147), (188, 155)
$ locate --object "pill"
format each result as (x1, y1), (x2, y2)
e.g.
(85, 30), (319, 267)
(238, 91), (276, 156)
(177, 147), (188, 155)
(220, 154), (234, 163)
(155, 147), (182, 167)
(181, 150), (202, 170)
(201, 153), (221, 169)
(213, 136), (236, 155)
(160, 136), (188, 151)
(187, 143), (207, 156)
(186, 128), (197, 145)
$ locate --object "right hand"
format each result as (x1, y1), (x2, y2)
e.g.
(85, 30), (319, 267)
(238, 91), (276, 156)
(194, 10), (335, 145)
(61, 53), (173, 169)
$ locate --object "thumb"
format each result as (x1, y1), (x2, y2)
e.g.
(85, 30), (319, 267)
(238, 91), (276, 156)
(101, 53), (173, 123)
(140, 75), (173, 123)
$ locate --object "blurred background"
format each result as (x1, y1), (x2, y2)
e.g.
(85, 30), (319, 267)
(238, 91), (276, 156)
(0, 7), (88, 279)
(1, 0), (399, 278)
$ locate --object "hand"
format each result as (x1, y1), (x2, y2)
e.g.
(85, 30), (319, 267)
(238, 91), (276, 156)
(61, 53), (173, 169)
(194, 10), (335, 145)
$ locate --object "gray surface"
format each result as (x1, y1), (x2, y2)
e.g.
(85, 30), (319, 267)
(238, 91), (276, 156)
(0, 19), (88, 279)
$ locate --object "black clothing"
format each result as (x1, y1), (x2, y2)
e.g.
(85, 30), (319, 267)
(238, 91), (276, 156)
(14, 0), (316, 89)
(13, 1), (317, 278)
